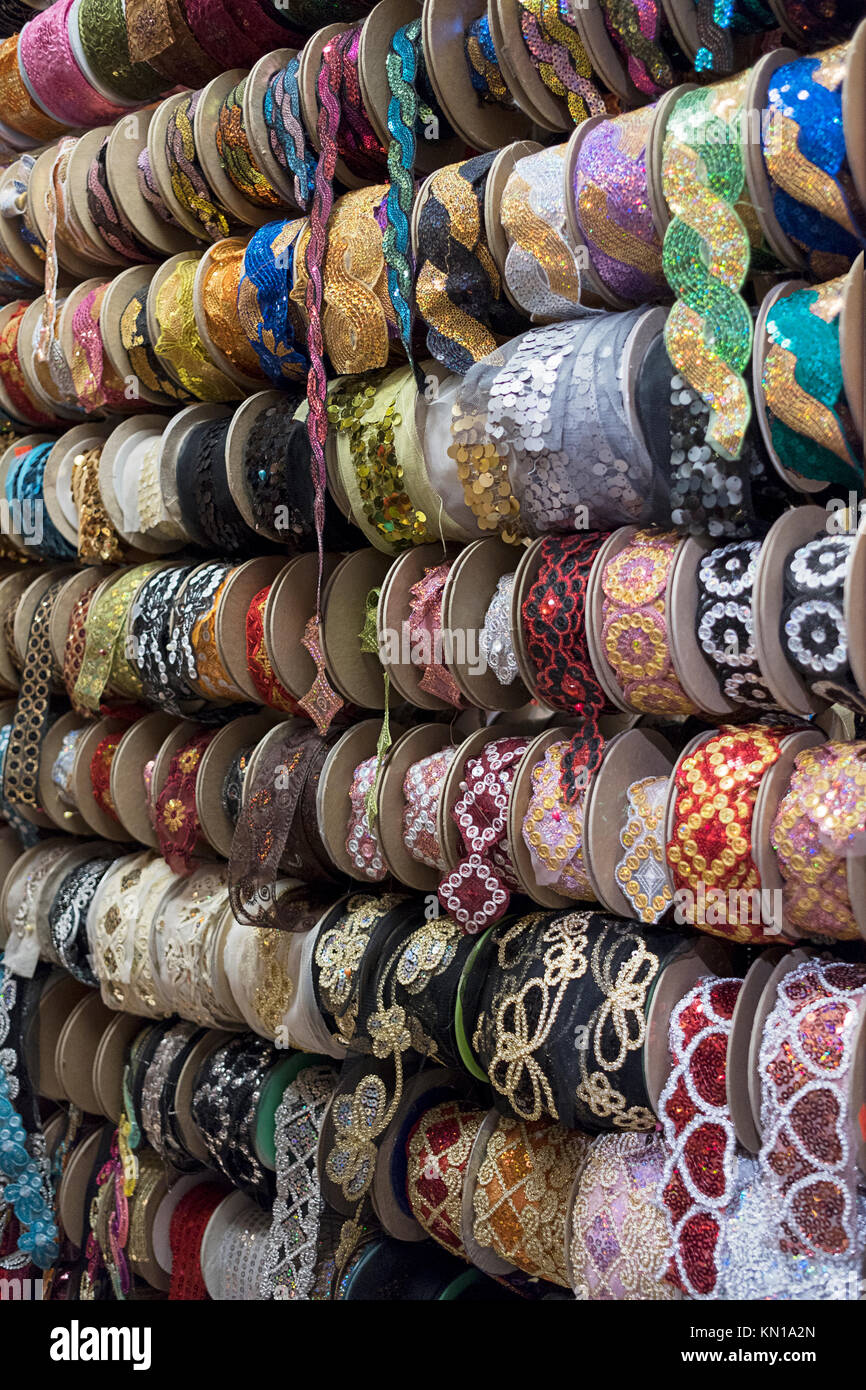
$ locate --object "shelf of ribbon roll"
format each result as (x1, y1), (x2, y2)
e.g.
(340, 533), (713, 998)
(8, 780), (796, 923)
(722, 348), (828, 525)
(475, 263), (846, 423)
(189, 709), (281, 861)
(663, 721), (826, 944)
(747, 504), (860, 718)
(753, 261), (864, 496)
(72, 559), (166, 714)
(165, 562), (258, 716)
(745, 30), (866, 277)
(87, 850), (177, 1015)
(438, 537), (529, 709)
(99, 265), (196, 409)
(102, 107), (201, 260)
(149, 867), (245, 1028)
(15, 296), (88, 424)
(240, 48), (310, 214)
(155, 403), (231, 548)
(192, 239), (269, 394)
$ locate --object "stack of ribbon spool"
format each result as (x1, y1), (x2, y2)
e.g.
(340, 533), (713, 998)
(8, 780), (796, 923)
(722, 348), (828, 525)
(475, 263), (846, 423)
(0, 0), (865, 1308)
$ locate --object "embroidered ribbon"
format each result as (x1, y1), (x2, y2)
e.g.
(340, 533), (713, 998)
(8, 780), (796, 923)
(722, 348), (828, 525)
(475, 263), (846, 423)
(237, 219), (308, 387)
(695, 538), (776, 709)
(601, 529), (696, 715)
(407, 562), (464, 708)
(438, 737), (528, 933)
(345, 755), (387, 881)
(155, 731), (216, 876)
(521, 741), (594, 899)
(3, 579), (65, 811)
(402, 747), (457, 871)
(615, 775), (672, 923)
(659, 976), (742, 1298)
(246, 586), (299, 714)
(165, 90), (235, 243)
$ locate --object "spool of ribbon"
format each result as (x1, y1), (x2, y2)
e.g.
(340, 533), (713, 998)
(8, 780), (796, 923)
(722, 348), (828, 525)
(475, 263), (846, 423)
(437, 736), (529, 932)
(779, 529), (864, 713)
(136, 144), (182, 230)
(770, 739), (866, 942)
(75, 0), (167, 103)
(0, 304), (56, 426)
(661, 77), (754, 462)
(515, 0), (607, 122)
(237, 218), (309, 386)
(757, 958), (866, 1281)
(615, 774), (673, 923)
(761, 276), (861, 488)
(89, 728), (125, 821)
(415, 152), (524, 375)
(762, 45), (866, 279)
(262, 57), (316, 213)
(690, 0), (776, 75)
(185, 567), (250, 705)
(215, 76), (282, 210)
(6, 442), (76, 559)
(0, 34), (65, 140)
(155, 733), (216, 874)
(63, 584), (96, 716)
(74, 562), (163, 713)
(125, 0), (220, 88)
(471, 909), (675, 1130)
(658, 974), (742, 1298)
(667, 723), (790, 945)
(169, 1183), (226, 1301)
(183, 0), (303, 68)
(18, 0), (128, 126)
(189, 1034), (282, 1203)
(127, 565), (198, 717)
(245, 585), (299, 713)
(152, 258), (244, 403)
(695, 538), (775, 708)
(200, 239), (267, 382)
(600, 528), (697, 715)
(165, 90), (236, 243)
(521, 741), (597, 899)
(402, 746), (457, 872)
(175, 418), (261, 556)
(501, 144), (586, 322)
(573, 107), (666, 305)
(69, 283), (128, 412)
(345, 755), (387, 881)
(3, 578), (66, 813)
(119, 290), (195, 405)
(86, 137), (153, 265)
(322, 184), (398, 375)
(597, 0), (677, 95)
(407, 562), (464, 708)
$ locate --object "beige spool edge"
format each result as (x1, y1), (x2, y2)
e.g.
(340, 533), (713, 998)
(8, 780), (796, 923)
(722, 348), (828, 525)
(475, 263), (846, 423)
(30, 972), (93, 1101)
(56, 989), (119, 1113)
(158, 401), (232, 542)
(563, 116), (635, 310)
(0, 569), (36, 684)
(459, 1107), (517, 1276)
(752, 278), (824, 495)
(105, 106), (198, 257)
(69, 715), (136, 842)
(174, 1028), (238, 1164)
(195, 69), (275, 231)
(441, 536), (528, 710)
(37, 709), (92, 835)
(192, 240), (266, 394)
(421, 0), (534, 152)
(359, 0), (466, 171)
(265, 551), (340, 700)
(569, 0), (641, 103)
(214, 555), (287, 701)
(582, 726), (675, 918)
(726, 946), (786, 1153)
(0, 827), (21, 941)
(92, 1009), (149, 1122)
(376, 722), (455, 890)
(0, 433), (64, 558)
(585, 525), (636, 713)
(751, 504), (830, 717)
(488, 0), (569, 131)
(150, 718), (219, 864)
(0, 162), (44, 286)
(484, 139), (543, 314)
(751, 727), (825, 939)
(48, 564), (111, 670)
(110, 712), (179, 849)
(841, 252), (864, 443)
(152, 1172), (221, 1274)
(845, 508), (866, 701)
(299, 24), (368, 190)
(58, 1125), (109, 1249)
(17, 297), (84, 421)
(195, 709), (282, 858)
(147, 93), (211, 245)
(43, 422), (112, 547)
(643, 934), (740, 1114)
(96, 414), (175, 554)
(317, 717), (405, 882)
(129, 1172), (171, 1293)
(240, 717), (302, 816)
(243, 48), (305, 210)
(844, 19), (866, 214)
(66, 127), (129, 268)
(438, 723), (520, 872)
(14, 564), (76, 662)
(145, 250), (202, 392)
(746, 947), (812, 1145)
(507, 725), (595, 908)
(646, 82), (696, 236)
(100, 264), (173, 408)
(743, 49), (804, 271)
(27, 146), (105, 281)
(667, 535), (741, 719)
(321, 548), (392, 710)
(224, 389), (293, 538)
(378, 542), (463, 711)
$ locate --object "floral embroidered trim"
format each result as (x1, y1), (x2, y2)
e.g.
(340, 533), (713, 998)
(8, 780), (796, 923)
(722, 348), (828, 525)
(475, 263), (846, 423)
(615, 775), (672, 923)
(438, 737), (528, 933)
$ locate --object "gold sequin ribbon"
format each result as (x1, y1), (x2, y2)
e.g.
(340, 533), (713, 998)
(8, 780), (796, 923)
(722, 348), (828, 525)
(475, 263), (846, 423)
(200, 238), (267, 382)
(71, 446), (124, 563)
(322, 185), (395, 376)
(153, 258), (244, 403)
(0, 35), (65, 142)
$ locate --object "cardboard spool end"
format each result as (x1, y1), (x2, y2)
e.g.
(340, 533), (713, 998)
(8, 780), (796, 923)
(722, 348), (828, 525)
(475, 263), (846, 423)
(376, 723), (457, 891)
(321, 548), (392, 710)
(15, 564), (77, 670)
(0, 569), (38, 687)
(195, 710), (283, 859)
(97, 413), (176, 555)
(316, 717), (406, 883)
(459, 1107), (517, 1276)
(55, 990), (120, 1114)
(484, 139), (544, 314)
(421, 0), (535, 153)
(378, 542), (464, 712)
(213, 555), (288, 703)
(442, 536), (529, 710)
(150, 719), (220, 865)
(726, 946), (786, 1153)
(58, 1125), (112, 1251)
(92, 1009), (149, 1122)
(667, 535), (742, 720)
(265, 551), (340, 699)
(507, 725), (597, 909)
(69, 716), (137, 843)
(30, 972), (93, 1102)
(105, 106), (198, 258)
(110, 712), (181, 849)
(568, 0), (641, 103)
(751, 504), (830, 717)
(43, 423), (113, 549)
(158, 400), (232, 543)
(100, 264), (176, 408)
